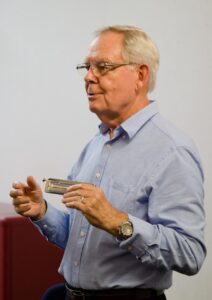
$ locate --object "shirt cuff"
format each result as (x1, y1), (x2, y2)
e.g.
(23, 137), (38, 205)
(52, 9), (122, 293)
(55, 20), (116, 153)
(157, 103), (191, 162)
(118, 214), (157, 259)
(31, 202), (60, 238)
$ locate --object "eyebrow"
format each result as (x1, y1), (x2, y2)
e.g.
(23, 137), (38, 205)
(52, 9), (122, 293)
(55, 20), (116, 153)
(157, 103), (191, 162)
(84, 57), (113, 63)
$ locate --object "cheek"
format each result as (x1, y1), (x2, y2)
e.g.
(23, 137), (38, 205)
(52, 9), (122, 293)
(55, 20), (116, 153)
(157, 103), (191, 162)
(99, 79), (115, 94)
(101, 77), (125, 96)
(100, 73), (137, 102)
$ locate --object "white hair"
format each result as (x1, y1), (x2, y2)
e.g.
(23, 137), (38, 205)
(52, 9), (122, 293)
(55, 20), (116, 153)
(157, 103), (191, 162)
(95, 25), (160, 92)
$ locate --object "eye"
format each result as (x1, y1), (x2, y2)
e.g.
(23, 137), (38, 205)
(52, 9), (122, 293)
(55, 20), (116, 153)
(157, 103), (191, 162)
(97, 63), (107, 71)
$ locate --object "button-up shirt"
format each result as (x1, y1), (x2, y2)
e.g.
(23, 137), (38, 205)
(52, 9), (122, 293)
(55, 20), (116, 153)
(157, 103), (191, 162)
(34, 101), (206, 291)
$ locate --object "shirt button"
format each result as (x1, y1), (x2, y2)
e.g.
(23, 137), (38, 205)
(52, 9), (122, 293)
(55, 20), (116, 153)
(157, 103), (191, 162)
(128, 245), (132, 252)
(43, 224), (48, 228)
(106, 143), (111, 148)
(74, 261), (79, 267)
(122, 135), (126, 139)
(80, 231), (86, 237)
(95, 172), (101, 178)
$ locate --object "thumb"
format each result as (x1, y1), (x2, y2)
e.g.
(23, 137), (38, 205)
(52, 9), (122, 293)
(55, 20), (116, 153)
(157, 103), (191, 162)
(27, 176), (40, 191)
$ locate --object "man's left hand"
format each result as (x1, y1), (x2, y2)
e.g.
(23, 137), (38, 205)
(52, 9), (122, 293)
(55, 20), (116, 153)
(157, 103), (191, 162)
(62, 183), (128, 236)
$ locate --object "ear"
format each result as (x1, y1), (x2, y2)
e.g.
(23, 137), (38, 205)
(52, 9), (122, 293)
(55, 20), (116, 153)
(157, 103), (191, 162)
(137, 64), (149, 90)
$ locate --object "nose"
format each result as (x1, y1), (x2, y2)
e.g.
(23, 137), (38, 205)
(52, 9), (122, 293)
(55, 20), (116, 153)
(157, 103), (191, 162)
(84, 67), (98, 83)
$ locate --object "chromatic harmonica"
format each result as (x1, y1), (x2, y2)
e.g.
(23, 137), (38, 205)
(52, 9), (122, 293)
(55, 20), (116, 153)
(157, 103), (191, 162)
(43, 178), (81, 195)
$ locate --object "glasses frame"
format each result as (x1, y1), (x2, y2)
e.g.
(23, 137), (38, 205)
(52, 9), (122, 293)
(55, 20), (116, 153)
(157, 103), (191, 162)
(76, 61), (136, 77)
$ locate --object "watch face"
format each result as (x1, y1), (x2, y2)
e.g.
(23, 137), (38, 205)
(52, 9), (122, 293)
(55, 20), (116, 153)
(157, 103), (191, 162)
(122, 223), (133, 235)
(120, 221), (133, 239)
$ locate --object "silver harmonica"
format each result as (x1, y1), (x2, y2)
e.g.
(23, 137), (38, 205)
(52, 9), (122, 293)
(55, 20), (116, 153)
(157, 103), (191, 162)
(43, 178), (81, 195)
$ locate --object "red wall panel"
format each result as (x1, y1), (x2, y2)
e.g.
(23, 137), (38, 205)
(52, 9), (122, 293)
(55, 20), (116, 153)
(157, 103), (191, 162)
(0, 204), (63, 300)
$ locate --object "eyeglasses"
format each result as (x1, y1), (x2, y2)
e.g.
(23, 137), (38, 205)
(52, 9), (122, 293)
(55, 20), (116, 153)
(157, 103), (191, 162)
(76, 61), (136, 77)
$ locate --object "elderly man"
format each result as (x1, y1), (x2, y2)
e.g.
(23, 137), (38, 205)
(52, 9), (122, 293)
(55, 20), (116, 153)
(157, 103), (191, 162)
(10, 26), (206, 300)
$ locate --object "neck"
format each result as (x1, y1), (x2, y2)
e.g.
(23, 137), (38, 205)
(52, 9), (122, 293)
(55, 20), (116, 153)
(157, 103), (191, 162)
(99, 97), (150, 129)
(109, 128), (116, 139)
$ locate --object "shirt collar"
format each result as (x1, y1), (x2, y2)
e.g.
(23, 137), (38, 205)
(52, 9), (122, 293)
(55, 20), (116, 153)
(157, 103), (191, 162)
(99, 100), (159, 139)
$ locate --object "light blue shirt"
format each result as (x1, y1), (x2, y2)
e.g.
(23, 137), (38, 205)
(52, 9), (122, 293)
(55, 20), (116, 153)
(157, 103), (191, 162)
(34, 101), (206, 291)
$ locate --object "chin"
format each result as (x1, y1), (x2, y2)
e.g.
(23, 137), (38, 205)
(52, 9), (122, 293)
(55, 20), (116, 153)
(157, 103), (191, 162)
(88, 102), (102, 113)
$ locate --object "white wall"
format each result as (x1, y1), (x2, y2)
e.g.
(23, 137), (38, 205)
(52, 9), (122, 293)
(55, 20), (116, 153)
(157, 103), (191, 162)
(0, 0), (211, 299)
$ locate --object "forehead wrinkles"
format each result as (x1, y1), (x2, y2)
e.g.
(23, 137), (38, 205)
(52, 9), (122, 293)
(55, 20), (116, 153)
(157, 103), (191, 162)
(85, 32), (125, 62)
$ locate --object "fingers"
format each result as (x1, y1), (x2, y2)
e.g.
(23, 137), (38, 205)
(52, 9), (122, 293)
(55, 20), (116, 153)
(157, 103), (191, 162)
(66, 183), (95, 192)
(62, 195), (85, 212)
(10, 188), (23, 198)
(10, 181), (28, 199)
(62, 192), (86, 207)
(62, 184), (93, 209)
(10, 177), (41, 197)
(62, 183), (105, 218)
(27, 176), (40, 191)
(12, 181), (23, 189)
(64, 184), (90, 199)
(11, 193), (31, 216)
(63, 184), (95, 201)
(13, 197), (30, 206)
(11, 181), (27, 191)
(14, 203), (31, 215)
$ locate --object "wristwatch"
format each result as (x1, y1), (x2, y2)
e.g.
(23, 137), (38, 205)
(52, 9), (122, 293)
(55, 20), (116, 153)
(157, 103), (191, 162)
(118, 220), (133, 240)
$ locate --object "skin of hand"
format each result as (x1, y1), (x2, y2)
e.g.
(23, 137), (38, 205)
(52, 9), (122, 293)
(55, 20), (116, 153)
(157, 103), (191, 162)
(62, 183), (129, 237)
(9, 176), (46, 220)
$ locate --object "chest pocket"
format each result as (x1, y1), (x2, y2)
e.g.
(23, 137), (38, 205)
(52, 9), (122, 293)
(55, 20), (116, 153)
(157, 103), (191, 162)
(106, 178), (149, 219)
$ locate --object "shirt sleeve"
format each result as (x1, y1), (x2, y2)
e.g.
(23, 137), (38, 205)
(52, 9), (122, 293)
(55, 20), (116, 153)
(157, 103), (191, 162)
(118, 146), (206, 275)
(32, 202), (70, 249)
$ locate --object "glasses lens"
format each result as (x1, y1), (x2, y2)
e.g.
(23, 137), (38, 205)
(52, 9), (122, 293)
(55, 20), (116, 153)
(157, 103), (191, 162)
(76, 62), (129, 77)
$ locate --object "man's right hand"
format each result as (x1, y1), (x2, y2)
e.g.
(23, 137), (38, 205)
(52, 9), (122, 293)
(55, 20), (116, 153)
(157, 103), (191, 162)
(9, 176), (46, 220)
